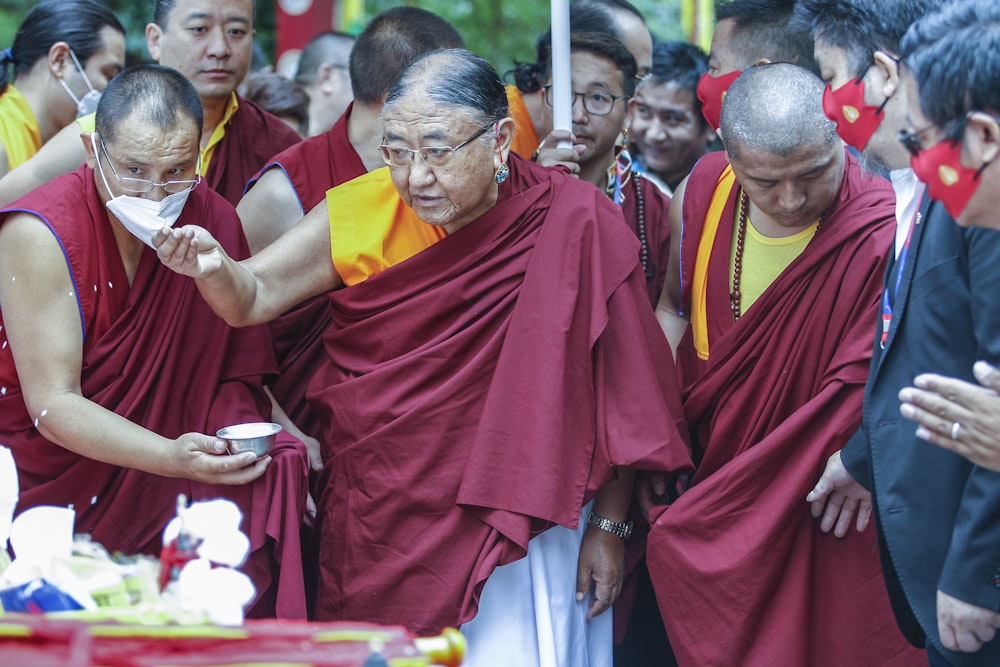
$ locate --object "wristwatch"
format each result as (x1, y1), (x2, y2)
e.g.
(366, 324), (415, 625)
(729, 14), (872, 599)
(588, 512), (633, 541)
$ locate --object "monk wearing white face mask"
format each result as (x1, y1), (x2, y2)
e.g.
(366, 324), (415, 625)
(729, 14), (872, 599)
(0, 64), (312, 620)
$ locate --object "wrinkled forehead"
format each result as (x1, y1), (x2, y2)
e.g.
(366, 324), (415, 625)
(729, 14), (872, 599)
(105, 108), (200, 149)
(381, 97), (480, 144)
(732, 138), (840, 178)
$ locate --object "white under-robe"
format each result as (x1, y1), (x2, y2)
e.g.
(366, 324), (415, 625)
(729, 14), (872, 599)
(460, 501), (613, 667)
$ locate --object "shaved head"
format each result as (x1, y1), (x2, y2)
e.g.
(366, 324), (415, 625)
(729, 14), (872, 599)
(720, 62), (839, 160)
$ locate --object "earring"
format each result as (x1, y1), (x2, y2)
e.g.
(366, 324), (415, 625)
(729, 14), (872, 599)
(495, 161), (510, 184)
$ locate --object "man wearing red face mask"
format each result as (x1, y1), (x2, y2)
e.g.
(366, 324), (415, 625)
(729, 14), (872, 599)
(695, 0), (815, 132)
(800, 1), (1000, 665)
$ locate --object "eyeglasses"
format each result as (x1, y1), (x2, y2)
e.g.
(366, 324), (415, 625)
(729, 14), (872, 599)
(98, 136), (201, 194)
(897, 124), (940, 157)
(378, 125), (492, 168)
(543, 85), (629, 116)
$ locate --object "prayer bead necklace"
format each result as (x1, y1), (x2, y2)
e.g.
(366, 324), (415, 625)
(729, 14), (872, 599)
(730, 191), (749, 322)
(730, 191), (823, 322)
(635, 174), (652, 278)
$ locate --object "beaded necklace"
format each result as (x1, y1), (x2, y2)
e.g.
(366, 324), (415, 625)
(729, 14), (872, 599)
(730, 191), (750, 321)
(730, 190), (821, 321)
(606, 151), (651, 278)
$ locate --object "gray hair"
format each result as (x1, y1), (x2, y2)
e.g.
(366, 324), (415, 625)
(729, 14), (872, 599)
(720, 62), (839, 161)
(382, 49), (509, 131)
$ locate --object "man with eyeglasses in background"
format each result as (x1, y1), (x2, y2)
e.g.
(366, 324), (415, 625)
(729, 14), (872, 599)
(803, 1), (1000, 664)
(0, 64), (311, 619)
(535, 32), (671, 306)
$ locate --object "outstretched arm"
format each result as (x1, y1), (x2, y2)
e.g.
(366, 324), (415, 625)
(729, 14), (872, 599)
(154, 197), (342, 327)
(0, 123), (87, 207)
(654, 175), (690, 356)
(0, 213), (266, 484)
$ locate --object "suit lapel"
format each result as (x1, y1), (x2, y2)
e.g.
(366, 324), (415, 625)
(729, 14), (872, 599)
(874, 193), (932, 374)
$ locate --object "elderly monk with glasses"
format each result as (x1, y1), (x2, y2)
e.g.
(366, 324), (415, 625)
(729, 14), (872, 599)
(154, 48), (691, 667)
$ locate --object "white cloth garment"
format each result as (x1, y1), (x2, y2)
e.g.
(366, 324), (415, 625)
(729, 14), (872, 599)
(460, 501), (613, 667)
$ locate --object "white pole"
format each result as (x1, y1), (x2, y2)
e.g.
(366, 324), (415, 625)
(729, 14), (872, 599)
(550, 0), (572, 144)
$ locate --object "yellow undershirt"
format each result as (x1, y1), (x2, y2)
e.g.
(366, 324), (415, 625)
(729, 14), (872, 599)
(327, 168), (446, 285)
(730, 215), (818, 311)
(0, 86), (42, 170)
(75, 93), (239, 175)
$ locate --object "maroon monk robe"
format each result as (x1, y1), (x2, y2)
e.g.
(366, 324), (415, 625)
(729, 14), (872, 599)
(307, 155), (692, 635)
(242, 104), (367, 438)
(244, 103), (365, 211)
(0, 167), (310, 619)
(648, 151), (924, 665)
(207, 96), (301, 206)
(621, 172), (671, 307)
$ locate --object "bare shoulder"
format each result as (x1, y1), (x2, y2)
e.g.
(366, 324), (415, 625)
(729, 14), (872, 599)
(0, 212), (71, 283)
(237, 166), (305, 254)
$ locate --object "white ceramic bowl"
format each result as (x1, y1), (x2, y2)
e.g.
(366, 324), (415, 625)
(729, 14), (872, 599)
(216, 422), (282, 457)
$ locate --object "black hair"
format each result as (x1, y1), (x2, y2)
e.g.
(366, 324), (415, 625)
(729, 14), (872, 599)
(716, 0), (817, 74)
(384, 49), (508, 128)
(901, 0), (1000, 139)
(508, 2), (626, 94)
(242, 71), (309, 136)
(1, 0), (124, 94)
(560, 32), (638, 97)
(575, 0), (647, 24)
(153, 0), (256, 32)
(644, 40), (709, 128)
(349, 7), (464, 105)
(791, 0), (945, 79)
(95, 64), (203, 144)
(294, 31), (355, 86)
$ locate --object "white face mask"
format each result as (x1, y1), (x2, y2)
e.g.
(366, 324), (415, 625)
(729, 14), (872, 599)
(57, 49), (101, 118)
(93, 134), (193, 248)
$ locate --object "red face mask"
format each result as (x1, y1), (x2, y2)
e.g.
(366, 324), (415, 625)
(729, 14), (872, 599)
(822, 79), (887, 151)
(910, 138), (987, 219)
(696, 70), (742, 132)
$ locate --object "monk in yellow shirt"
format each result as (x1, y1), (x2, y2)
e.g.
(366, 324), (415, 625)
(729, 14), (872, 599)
(0, 0), (124, 177)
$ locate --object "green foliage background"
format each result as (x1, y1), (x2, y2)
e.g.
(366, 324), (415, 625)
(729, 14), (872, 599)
(0, 1), (701, 79)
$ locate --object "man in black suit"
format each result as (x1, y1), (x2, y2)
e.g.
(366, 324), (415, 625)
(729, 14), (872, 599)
(800, 1), (1000, 665)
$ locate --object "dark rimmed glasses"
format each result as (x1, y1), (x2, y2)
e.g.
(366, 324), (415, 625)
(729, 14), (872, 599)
(378, 125), (492, 168)
(542, 85), (629, 116)
(897, 124), (942, 157)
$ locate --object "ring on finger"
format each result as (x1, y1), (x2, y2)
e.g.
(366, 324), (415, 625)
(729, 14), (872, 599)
(951, 421), (962, 440)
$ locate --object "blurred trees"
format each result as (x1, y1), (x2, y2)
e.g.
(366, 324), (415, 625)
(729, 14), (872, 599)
(0, 0), (695, 79)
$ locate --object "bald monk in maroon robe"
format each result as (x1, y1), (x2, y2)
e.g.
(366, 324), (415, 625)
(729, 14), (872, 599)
(648, 64), (925, 666)
(0, 66), (309, 619)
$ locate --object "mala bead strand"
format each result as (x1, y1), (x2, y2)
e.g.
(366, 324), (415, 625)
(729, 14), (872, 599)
(635, 174), (652, 279)
(730, 191), (749, 322)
